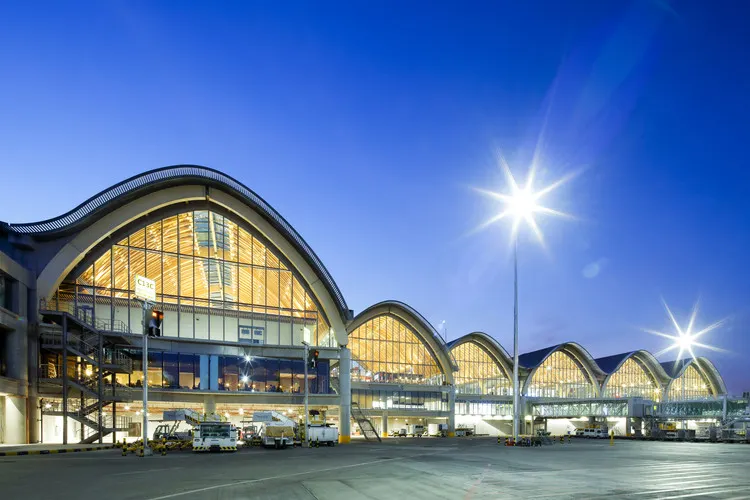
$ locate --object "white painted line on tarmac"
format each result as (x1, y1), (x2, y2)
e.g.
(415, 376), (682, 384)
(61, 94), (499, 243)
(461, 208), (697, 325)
(630, 482), (740, 496)
(147, 451), (444, 500)
(113, 467), (184, 476)
(659, 487), (750, 499)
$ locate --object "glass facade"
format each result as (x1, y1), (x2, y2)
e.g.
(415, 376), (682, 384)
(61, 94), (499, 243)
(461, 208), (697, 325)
(452, 342), (511, 395)
(603, 358), (661, 401)
(352, 389), (448, 411)
(455, 401), (512, 416)
(526, 351), (596, 398)
(349, 315), (444, 385)
(53, 210), (333, 346)
(42, 351), (331, 394)
(667, 364), (713, 401)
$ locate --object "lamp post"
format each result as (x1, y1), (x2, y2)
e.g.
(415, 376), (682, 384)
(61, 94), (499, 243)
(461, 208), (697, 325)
(474, 160), (576, 444)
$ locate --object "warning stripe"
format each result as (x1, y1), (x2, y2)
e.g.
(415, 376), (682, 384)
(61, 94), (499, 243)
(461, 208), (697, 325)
(0, 446), (114, 457)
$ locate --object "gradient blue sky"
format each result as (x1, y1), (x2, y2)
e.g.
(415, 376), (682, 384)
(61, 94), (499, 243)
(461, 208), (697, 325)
(1, 1), (748, 392)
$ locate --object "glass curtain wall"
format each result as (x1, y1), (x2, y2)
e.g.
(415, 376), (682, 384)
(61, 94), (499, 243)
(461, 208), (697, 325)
(351, 389), (448, 411)
(451, 342), (511, 395)
(93, 352), (331, 394)
(53, 210), (332, 346)
(603, 358), (661, 400)
(667, 364), (713, 401)
(349, 315), (444, 385)
(526, 351), (596, 398)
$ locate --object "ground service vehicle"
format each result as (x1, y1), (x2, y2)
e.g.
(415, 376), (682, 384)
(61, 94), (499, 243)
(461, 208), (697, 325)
(428, 423), (448, 437)
(253, 411), (298, 449)
(263, 424), (295, 449)
(154, 409), (209, 441)
(407, 424), (424, 437)
(582, 427), (607, 438)
(192, 422), (238, 452)
(307, 424), (339, 446)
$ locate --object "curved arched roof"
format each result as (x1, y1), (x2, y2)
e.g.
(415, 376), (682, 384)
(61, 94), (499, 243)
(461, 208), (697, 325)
(596, 350), (671, 383)
(3, 165), (350, 322)
(597, 350), (670, 395)
(519, 343), (605, 376)
(520, 343), (605, 397)
(447, 332), (512, 376)
(663, 357), (727, 396)
(347, 300), (458, 383)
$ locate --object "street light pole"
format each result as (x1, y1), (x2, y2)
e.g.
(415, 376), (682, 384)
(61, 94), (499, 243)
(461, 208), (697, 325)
(303, 342), (309, 448)
(141, 300), (152, 456)
(472, 161), (577, 445)
(512, 238), (520, 443)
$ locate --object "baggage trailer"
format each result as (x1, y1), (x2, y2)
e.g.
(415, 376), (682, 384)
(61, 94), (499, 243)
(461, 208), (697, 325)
(263, 424), (295, 449)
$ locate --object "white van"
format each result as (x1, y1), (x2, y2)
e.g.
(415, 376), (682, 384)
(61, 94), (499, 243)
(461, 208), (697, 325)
(583, 427), (606, 439)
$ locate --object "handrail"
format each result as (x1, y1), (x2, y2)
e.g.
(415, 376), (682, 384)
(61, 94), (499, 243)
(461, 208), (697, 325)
(13, 165), (348, 317)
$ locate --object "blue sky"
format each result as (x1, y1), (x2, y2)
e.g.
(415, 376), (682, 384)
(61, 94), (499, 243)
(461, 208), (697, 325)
(1, 1), (748, 392)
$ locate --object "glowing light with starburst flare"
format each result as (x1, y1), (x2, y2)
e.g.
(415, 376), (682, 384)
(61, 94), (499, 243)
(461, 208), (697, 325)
(645, 299), (728, 364)
(473, 155), (577, 246)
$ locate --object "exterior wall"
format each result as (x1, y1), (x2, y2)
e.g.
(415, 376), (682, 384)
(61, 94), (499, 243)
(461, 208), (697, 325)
(0, 249), (35, 444)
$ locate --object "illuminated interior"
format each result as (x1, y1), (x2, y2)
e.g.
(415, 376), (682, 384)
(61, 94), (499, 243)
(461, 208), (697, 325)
(667, 363), (713, 401)
(348, 315), (444, 385)
(51, 210), (332, 346)
(526, 350), (596, 398)
(603, 358), (661, 401)
(451, 341), (511, 395)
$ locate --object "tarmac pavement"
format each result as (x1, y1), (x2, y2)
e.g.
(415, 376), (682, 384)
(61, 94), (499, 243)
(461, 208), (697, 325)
(0, 437), (748, 499)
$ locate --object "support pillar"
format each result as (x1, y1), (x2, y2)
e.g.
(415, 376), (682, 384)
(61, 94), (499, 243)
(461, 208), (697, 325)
(204, 396), (216, 419)
(625, 417), (632, 437)
(381, 413), (388, 438)
(338, 346), (351, 443)
(447, 386), (456, 437)
(3, 396), (27, 444)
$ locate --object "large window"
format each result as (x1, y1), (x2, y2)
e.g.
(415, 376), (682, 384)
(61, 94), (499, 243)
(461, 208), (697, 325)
(452, 342), (511, 395)
(349, 315), (444, 385)
(52, 210), (332, 346)
(95, 352), (330, 394)
(352, 389), (448, 412)
(526, 351), (596, 398)
(603, 358), (661, 401)
(0, 273), (13, 312)
(455, 401), (513, 416)
(668, 364), (713, 401)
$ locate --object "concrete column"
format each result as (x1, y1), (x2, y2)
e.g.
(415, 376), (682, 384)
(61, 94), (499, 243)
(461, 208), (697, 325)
(338, 346), (351, 443)
(447, 386), (456, 437)
(204, 395), (216, 419)
(3, 396), (27, 444)
(3, 288), (29, 444)
(625, 417), (632, 437)
(27, 322), (40, 443)
(381, 413), (388, 438)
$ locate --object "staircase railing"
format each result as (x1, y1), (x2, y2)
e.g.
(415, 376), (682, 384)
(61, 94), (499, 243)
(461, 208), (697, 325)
(351, 402), (381, 442)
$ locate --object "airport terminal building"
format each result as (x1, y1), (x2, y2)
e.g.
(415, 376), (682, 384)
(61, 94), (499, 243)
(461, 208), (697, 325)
(0, 166), (739, 444)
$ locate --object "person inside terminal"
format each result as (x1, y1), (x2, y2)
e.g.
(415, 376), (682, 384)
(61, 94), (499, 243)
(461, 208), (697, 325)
(0, 166), (740, 445)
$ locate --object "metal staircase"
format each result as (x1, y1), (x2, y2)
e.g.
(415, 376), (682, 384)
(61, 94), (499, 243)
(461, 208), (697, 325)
(38, 306), (133, 444)
(351, 402), (381, 442)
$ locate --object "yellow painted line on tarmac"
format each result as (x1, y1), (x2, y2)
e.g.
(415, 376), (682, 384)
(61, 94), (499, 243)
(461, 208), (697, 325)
(147, 450), (445, 500)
